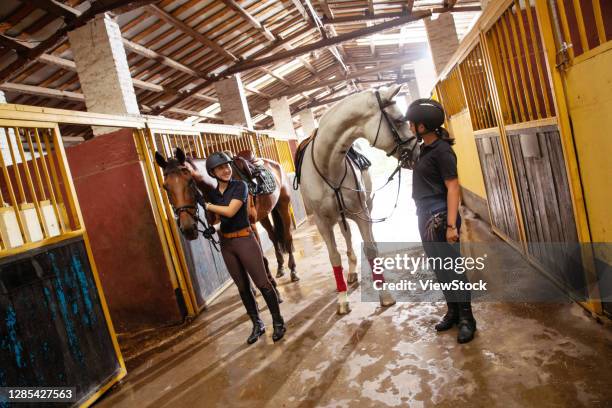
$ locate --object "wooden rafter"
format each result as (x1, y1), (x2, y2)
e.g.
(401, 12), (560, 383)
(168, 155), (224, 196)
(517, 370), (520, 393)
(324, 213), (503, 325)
(276, 60), (411, 97)
(0, 0), (161, 84)
(321, 6), (480, 24)
(145, 4), (238, 62)
(221, 0), (275, 41)
(17, 0), (82, 21)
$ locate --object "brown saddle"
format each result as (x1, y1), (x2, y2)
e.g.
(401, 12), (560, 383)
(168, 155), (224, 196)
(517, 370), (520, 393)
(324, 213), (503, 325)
(233, 150), (262, 180)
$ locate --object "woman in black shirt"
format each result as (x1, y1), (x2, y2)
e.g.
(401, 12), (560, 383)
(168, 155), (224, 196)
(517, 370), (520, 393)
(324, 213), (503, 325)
(406, 99), (477, 344)
(203, 152), (286, 344)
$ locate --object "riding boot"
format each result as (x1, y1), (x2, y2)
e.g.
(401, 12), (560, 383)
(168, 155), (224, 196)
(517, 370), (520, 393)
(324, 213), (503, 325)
(247, 314), (265, 344)
(435, 302), (459, 332)
(457, 302), (477, 344)
(260, 287), (286, 342)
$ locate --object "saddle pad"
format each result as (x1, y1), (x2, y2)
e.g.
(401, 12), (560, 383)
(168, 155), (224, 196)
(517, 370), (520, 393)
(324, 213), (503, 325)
(232, 163), (276, 195)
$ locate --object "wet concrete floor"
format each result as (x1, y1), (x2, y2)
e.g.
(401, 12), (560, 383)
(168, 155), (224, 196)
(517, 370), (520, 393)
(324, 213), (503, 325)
(97, 176), (612, 408)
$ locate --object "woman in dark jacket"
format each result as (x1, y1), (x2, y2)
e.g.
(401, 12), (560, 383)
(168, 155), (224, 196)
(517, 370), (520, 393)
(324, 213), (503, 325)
(406, 99), (477, 344)
(203, 152), (286, 344)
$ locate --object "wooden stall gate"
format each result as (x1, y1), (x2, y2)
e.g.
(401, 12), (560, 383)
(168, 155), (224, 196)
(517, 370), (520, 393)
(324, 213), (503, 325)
(0, 118), (125, 407)
(138, 127), (233, 314)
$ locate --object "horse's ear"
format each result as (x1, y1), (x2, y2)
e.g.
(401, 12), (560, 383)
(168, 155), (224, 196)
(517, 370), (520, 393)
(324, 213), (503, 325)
(381, 84), (403, 106)
(154, 152), (167, 169)
(175, 147), (186, 164)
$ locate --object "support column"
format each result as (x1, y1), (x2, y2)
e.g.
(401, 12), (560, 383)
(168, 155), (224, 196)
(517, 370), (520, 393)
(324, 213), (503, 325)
(269, 97), (297, 138)
(214, 74), (253, 129)
(413, 58), (437, 99)
(298, 108), (317, 140)
(68, 13), (139, 135)
(406, 79), (421, 103)
(424, 14), (460, 76)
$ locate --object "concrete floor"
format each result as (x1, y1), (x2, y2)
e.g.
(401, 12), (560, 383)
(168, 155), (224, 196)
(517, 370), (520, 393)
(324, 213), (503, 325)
(97, 177), (612, 408)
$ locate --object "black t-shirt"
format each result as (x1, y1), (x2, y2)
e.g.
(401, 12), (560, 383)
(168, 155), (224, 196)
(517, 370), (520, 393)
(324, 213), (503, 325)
(412, 138), (458, 201)
(208, 179), (250, 233)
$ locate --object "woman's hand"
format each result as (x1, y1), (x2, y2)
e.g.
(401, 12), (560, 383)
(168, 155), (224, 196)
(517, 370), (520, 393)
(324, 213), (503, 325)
(446, 226), (459, 243)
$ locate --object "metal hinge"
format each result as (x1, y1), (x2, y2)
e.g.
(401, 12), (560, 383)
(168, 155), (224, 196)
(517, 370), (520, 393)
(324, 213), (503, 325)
(556, 42), (573, 70)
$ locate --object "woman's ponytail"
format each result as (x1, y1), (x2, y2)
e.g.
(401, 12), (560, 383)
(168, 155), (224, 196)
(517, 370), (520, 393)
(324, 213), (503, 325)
(434, 126), (455, 145)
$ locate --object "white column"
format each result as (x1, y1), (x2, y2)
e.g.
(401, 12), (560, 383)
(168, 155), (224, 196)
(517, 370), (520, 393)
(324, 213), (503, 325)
(424, 14), (460, 76)
(214, 74), (253, 129)
(413, 58), (437, 99)
(406, 79), (421, 103)
(269, 96), (297, 138)
(298, 108), (317, 140)
(68, 13), (139, 135)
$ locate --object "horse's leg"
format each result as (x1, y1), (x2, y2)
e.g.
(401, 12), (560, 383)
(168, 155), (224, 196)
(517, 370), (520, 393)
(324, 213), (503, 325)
(276, 195), (299, 282)
(352, 217), (396, 308)
(339, 220), (358, 285)
(259, 216), (285, 278)
(313, 215), (350, 315)
(251, 222), (283, 303)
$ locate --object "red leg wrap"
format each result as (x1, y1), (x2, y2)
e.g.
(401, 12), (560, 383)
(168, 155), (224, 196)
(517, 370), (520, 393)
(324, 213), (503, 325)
(333, 265), (347, 292)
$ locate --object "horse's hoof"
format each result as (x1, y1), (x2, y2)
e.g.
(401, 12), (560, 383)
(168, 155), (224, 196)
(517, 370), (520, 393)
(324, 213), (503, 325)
(347, 272), (358, 284)
(276, 269), (285, 278)
(290, 271), (300, 282)
(379, 290), (396, 307)
(337, 302), (351, 315)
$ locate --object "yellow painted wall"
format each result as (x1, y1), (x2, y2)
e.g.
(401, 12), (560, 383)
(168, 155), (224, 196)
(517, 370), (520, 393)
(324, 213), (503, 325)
(448, 109), (487, 199)
(565, 49), (612, 245)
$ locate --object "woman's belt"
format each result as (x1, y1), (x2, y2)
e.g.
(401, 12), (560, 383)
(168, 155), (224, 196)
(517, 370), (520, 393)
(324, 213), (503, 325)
(221, 226), (252, 239)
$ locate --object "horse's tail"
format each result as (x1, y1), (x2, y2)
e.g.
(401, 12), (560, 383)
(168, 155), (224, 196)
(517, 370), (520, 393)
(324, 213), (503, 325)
(271, 207), (289, 254)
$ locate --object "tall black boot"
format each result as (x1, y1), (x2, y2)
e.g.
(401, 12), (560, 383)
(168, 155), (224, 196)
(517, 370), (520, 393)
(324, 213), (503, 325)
(247, 314), (265, 344)
(435, 302), (459, 332)
(238, 288), (264, 344)
(457, 302), (477, 344)
(260, 287), (286, 342)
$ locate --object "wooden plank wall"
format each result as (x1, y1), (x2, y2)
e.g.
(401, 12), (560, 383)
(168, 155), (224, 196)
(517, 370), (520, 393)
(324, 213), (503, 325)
(474, 132), (521, 244)
(507, 125), (586, 298)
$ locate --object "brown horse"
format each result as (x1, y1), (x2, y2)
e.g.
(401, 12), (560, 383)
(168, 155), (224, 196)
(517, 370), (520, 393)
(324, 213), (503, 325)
(155, 147), (299, 282)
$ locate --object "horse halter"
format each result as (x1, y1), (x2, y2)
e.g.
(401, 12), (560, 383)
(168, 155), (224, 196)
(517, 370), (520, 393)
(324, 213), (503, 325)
(371, 90), (413, 157)
(164, 168), (219, 250)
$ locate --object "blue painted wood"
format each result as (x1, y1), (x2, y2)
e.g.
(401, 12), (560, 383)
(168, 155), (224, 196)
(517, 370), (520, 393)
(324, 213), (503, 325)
(0, 237), (121, 406)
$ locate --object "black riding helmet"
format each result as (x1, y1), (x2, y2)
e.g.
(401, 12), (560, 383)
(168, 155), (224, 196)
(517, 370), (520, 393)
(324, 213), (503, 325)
(206, 151), (233, 178)
(405, 98), (445, 135)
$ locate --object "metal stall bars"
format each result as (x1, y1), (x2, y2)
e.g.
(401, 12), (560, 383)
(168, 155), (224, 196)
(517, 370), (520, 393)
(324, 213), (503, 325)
(435, 66), (467, 119)
(457, 40), (524, 248)
(0, 117), (125, 406)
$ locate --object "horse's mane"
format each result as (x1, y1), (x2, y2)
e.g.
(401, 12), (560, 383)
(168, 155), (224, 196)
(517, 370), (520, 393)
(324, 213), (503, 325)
(318, 90), (370, 126)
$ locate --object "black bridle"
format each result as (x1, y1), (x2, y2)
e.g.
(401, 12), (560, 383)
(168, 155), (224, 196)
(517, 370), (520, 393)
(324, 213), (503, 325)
(372, 90), (414, 157)
(165, 171), (220, 251)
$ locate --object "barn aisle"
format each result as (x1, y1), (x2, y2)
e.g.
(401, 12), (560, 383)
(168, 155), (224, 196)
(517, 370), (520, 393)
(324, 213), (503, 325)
(96, 176), (612, 408)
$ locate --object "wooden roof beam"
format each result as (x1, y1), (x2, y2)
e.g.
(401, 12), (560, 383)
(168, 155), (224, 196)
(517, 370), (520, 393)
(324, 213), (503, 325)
(221, 0), (276, 41)
(19, 0), (82, 21)
(0, 82), (84, 102)
(122, 38), (206, 78)
(145, 4), (238, 62)
(224, 12), (430, 75)
(276, 60), (411, 96)
(322, 6), (481, 24)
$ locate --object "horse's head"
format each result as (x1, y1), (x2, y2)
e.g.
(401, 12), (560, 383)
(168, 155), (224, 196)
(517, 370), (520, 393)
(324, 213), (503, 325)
(362, 84), (419, 167)
(155, 148), (204, 240)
